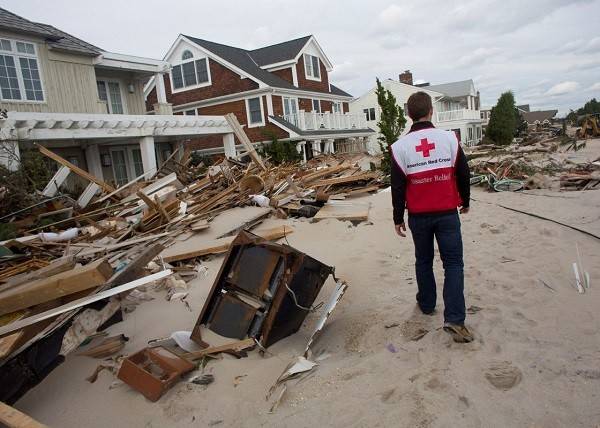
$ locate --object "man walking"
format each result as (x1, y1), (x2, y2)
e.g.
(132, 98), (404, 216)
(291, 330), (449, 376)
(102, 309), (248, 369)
(390, 91), (473, 343)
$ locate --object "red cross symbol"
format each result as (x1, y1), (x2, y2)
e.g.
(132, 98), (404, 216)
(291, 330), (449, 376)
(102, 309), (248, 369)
(415, 138), (435, 157)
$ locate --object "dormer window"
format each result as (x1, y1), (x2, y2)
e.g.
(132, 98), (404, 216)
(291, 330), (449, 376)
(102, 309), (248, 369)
(171, 49), (211, 91)
(0, 38), (44, 102)
(304, 54), (320, 81)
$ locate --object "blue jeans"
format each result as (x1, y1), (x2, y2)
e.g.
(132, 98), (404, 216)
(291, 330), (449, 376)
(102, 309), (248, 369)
(408, 212), (465, 325)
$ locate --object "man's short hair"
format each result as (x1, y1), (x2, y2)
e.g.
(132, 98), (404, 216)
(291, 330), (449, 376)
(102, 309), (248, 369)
(407, 92), (433, 121)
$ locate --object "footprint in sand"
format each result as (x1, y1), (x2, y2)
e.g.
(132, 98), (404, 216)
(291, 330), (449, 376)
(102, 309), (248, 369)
(485, 361), (522, 390)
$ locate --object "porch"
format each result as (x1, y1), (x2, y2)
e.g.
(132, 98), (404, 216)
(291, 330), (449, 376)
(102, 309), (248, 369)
(281, 111), (368, 131)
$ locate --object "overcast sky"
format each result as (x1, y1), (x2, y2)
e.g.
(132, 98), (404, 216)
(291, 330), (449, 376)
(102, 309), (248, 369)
(5, 0), (600, 115)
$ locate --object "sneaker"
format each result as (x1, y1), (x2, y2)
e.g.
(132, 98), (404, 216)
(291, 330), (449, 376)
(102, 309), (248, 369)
(417, 303), (435, 315)
(443, 323), (474, 343)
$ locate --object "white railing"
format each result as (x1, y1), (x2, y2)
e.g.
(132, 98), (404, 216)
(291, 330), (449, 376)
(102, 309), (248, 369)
(281, 111), (368, 131)
(436, 109), (481, 123)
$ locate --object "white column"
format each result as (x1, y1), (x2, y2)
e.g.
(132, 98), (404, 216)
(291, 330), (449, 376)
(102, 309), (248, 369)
(223, 133), (236, 159)
(0, 141), (20, 171)
(327, 138), (335, 154)
(312, 140), (321, 155)
(84, 144), (104, 180)
(297, 141), (307, 164)
(155, 73), (167, 104)
(139, 136), (157, 179)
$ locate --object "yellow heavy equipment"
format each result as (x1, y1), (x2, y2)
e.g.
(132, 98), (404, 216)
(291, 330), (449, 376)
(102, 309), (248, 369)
(576, 114), (600, 139)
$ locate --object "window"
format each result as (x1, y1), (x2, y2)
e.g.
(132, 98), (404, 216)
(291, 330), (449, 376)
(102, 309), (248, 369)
(304, 54), (320, 80)
(184, 109), (197, 116)
(468, 127), (474, 141)
(246, 97), (264, 126)
(110, 149), (129, 186)
(283, 97), (299, 126)
(363, 107), (375, 121)
(97, 80), (124, 114)
(131, 149), (144, 178)
(0, 38), (44, 102)
(312, 99), (321, 113)
(332, 102), (342, 114)
(171, 50), (210, 91)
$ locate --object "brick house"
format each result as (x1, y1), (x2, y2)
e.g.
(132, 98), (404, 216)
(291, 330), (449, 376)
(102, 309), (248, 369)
(145, 35), (374, 161)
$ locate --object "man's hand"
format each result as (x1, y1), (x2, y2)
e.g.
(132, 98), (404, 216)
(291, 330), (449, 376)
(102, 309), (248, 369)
(395, 223), (406, 237)
(460, 206), (470, 214)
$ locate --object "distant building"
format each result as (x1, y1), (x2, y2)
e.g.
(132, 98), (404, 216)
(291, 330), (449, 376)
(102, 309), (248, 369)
(522, 110), (558, 130)
(350, 70), (483, 151)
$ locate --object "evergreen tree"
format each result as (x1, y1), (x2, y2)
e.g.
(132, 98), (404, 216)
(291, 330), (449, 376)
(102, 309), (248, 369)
(486, 91), (517, 145)
(375, 78), (406, 175)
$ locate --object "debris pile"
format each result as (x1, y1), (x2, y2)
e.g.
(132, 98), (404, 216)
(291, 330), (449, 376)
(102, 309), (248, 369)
(0, 126), (367, 406)
(466, 133), (600, 192)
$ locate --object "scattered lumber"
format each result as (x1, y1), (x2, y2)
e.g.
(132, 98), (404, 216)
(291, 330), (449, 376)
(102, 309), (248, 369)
(181, 338), (256, 361)
(0, 258), (113, 316)
(0, 401), (47, 428)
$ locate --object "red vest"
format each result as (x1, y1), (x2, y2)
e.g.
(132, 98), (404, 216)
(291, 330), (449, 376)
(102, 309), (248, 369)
(390, 127), (461, 214)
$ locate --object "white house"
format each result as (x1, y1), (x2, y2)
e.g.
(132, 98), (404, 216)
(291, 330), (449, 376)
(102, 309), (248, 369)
(350, 70), (483, 151)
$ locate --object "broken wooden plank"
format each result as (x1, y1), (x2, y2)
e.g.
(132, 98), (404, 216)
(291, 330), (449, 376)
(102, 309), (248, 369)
(0, 401), (48, 428)
(0, 257), (75, 293)
(0, 258), (113, 316)
(0, 270), (172, 338)
(72, 232), (171, 258)
(181, 338), (255, 360)
(42, 165), (70, 197)
(136, 191), (159, 212)
(36, 144), (115, 193)
(162, 226), (294, 263)
(224, 113), (266, 171)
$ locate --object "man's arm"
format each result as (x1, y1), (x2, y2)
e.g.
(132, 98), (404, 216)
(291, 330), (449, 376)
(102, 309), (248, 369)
(391, 156), (407, 225)
(455, 146), (470, 209)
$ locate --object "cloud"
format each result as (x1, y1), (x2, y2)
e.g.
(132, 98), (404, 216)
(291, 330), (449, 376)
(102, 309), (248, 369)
(545, 81), (580, 96)
(457, 47), (502, 67)
(588, 82), (600, 91)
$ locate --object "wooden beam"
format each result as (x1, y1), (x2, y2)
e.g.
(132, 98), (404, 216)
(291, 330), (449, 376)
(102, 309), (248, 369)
(0, 257), (75, 293)
(0, 258), (113, 316)
(162, 226), (294, 263)
(36, 144), (115, 193)
(224, 113), (266, 171)
(0, 402), (47, 428)
(136, 191), (159, 212)
(0, 270), (172, 338)
(154, 195), (171, 223)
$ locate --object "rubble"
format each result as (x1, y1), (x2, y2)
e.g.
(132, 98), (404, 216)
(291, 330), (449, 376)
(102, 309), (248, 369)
(466, 132), (600, 192)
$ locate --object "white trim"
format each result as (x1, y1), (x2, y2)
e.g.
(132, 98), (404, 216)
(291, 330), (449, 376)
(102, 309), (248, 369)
(260, 59), (297, 70)
(291, 65), (298, 87)
(172, 87), (269, 112)
(293, 36), (333, 71)
(245, 96), (265, 128)
(266, 93), (274, 116)
(265, 63), (295, 72)
(169, 56), (212, 94)
(267, 116), (299, 138)
(95, 52), (169, 74)
(0, 37), (46, 103)
(275, 87), (351, 101)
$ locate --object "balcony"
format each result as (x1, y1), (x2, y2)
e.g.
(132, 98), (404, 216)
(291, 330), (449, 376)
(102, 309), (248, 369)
(436, 109), (481, 123)
(280, 111), (369, 131)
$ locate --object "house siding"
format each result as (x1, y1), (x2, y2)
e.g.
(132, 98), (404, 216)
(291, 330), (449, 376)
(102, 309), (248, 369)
(271, 67), (293, 85)
(296, 56), (329, 93)
(154, 58), (259, 108)
(299, 98), (312, 112)
(0, 31), (105, 114)
(320, 100), (332, 113)
(198, 98), (288, 143)
(272, 95), (283, 116)
(343, 102), (349, 113)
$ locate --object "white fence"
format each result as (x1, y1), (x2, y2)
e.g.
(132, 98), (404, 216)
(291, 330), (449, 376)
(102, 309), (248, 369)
(436, 109), (481, 123)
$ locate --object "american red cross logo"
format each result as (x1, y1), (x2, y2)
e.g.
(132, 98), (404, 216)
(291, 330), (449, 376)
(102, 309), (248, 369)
(415, 138), (435, 157)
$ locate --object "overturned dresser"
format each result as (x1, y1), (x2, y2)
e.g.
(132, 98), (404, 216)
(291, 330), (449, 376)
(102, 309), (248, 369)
(191, 230), (333, 347)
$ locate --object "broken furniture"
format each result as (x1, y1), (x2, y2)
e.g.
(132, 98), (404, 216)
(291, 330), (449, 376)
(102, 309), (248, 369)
(192, 230), (333, 348)
(117, 346), (195, 402)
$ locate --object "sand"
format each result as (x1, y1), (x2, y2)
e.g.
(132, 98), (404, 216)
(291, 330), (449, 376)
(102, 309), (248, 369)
(12, 154), (600, 427)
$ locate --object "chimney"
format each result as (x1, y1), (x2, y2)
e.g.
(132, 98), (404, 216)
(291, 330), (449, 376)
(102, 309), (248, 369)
(399, 70), (413, 86)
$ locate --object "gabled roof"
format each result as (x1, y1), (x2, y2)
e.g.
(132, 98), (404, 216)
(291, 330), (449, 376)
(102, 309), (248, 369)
(522, 110), (557, 124)
(181, 34), (351, 98)
(0, 7), (101, 56)
(183, 35), (296, 90)
(426, 80), (474, 98)
(249, 35), (311, 67)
